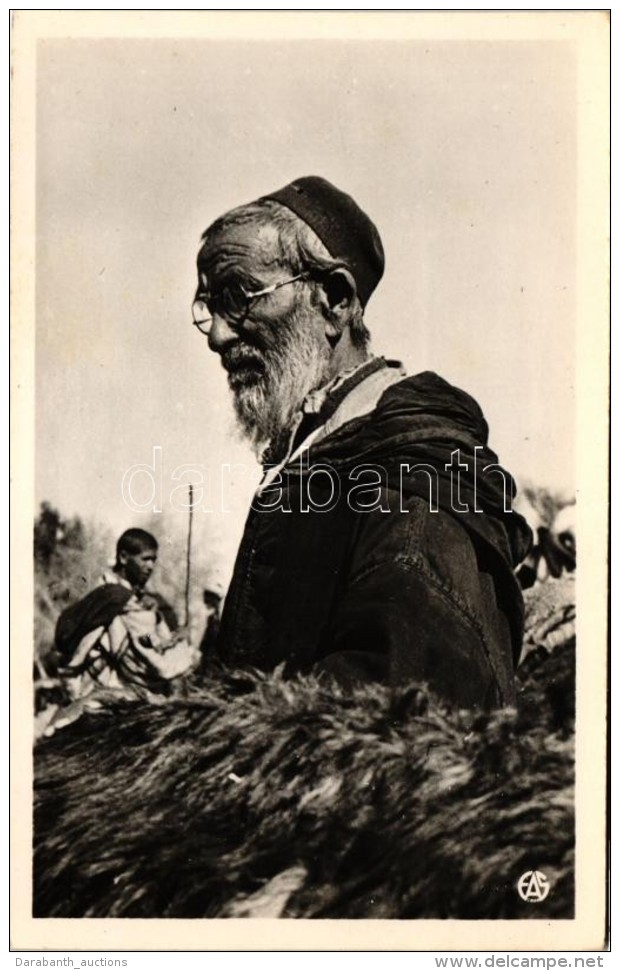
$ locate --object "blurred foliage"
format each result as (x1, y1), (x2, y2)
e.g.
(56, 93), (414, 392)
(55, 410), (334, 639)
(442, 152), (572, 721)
(34, 503), (115, 675)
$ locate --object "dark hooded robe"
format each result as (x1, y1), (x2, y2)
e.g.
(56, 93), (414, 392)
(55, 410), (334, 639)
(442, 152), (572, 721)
(215, 361), (532, 708)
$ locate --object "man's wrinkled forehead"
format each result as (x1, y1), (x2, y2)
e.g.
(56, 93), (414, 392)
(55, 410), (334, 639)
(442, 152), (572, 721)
(197, 222), (283, 280)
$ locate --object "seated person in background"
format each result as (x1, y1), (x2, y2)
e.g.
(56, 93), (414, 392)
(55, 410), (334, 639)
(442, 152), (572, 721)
(54, 528), (197, 701)
(197, 583), (224, 673)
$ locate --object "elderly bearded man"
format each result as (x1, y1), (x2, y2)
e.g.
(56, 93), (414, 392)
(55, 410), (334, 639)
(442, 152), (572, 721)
(193, 177), (531, 708)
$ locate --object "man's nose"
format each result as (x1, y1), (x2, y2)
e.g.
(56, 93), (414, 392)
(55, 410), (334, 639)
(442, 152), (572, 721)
(208, 314), (239, 353)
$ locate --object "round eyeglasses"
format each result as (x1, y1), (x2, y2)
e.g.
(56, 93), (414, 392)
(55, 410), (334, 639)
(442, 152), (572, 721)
(192, 272), (309, 335)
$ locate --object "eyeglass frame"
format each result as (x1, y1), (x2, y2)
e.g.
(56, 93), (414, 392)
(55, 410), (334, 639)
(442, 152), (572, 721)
(192, 271), (311, 335)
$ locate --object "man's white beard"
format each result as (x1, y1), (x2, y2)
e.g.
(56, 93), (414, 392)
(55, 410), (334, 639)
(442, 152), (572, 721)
(224, 306), (331, 458)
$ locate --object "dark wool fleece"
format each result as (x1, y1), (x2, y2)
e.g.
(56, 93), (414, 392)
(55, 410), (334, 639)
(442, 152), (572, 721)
(33, 628), (574, 920)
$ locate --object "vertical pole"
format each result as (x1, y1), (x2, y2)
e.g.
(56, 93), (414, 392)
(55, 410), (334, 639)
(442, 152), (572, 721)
(184, 483), (194, 630)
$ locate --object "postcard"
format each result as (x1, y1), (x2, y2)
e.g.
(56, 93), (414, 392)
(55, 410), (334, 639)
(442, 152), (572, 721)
(11, 10), (609, 952)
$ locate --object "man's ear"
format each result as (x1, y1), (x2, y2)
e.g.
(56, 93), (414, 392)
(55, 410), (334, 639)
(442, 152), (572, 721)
(316, 267), (358, 343)
(118, 550), (129, 566)
(320, 267), (357, 312)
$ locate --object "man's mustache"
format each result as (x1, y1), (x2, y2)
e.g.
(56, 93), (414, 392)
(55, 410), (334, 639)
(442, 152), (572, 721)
(221, 342), (265, 372)
(221, 341), (274, 390)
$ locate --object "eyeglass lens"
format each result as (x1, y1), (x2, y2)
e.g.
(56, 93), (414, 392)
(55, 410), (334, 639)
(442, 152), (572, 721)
(192, 300), (212, 334)
(213, 285), (249, 321)
(193, 284), (251, 326)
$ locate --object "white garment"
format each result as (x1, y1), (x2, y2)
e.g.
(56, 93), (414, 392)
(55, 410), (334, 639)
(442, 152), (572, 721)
(64, 571), (197, 698)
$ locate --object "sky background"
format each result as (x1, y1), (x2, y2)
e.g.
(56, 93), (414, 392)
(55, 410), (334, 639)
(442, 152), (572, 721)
(35, 37), (576, 583)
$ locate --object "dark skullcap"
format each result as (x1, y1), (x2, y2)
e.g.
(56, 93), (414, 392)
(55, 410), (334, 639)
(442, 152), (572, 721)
(261, 176), (385, 307)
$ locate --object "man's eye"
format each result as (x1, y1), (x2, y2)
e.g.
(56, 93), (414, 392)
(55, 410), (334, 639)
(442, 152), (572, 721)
(220, 285), (248, 315)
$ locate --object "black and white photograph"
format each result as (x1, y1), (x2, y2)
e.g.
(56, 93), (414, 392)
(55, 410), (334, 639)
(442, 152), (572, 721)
(11, 10), (609, 951)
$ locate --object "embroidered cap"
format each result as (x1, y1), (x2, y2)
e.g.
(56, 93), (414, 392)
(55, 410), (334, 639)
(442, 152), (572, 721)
(261, 176), (385, 307)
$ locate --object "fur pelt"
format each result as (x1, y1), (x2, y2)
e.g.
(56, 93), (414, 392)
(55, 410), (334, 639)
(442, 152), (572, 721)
(33, 614), (574, 919)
